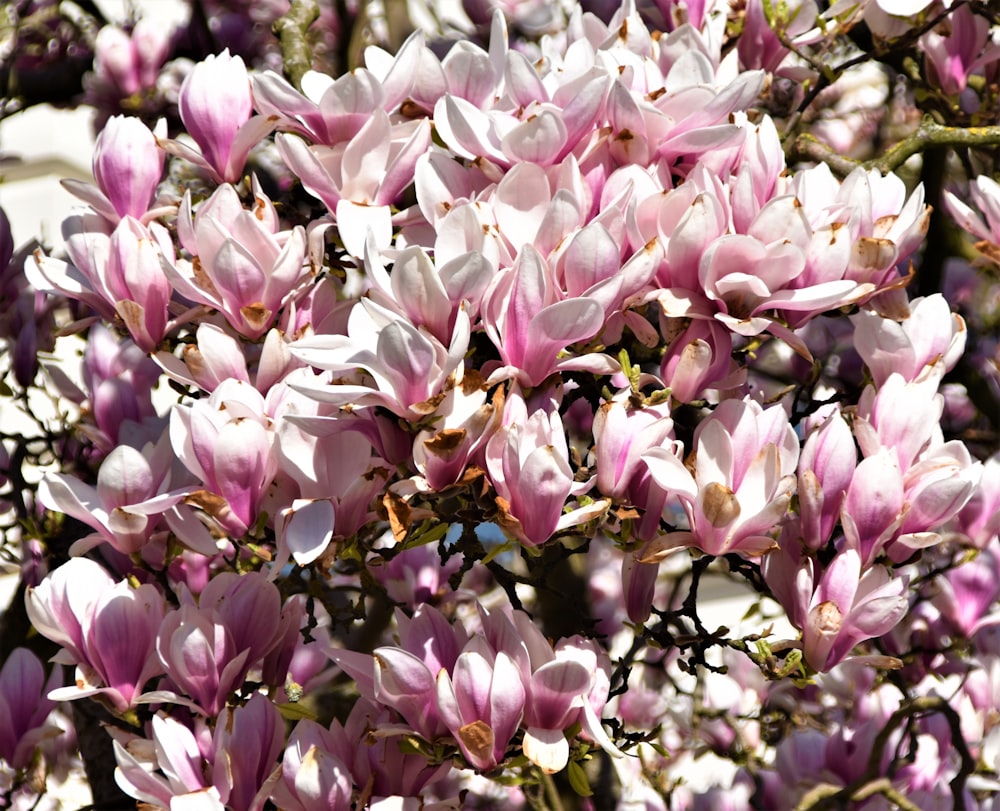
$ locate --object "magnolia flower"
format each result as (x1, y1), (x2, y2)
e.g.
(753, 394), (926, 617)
(642, 398), (799, 557)
(276, 113), (431, 256)
(801, 548), (909, 671)
(165, 50), (276, 183)
(0, 648), (62, 770)
(592, 391), (674, 502)
(944, 174), (1000, 265)
(921, 4), (1000, 97)
(289, 297), (470, 421)
(63, 115), (167, 224)
(27, 214), (176, 353)
(485, 389), (607, 547)
(852, 295), (966, 385)
(212, 694), (285, 811)
(169, 378), (279, 538)
(364, 241), (492, 347)
(38, 441), (190, 556)
(797, 405), (856, 552)
(478, 604), (621, 770)
(330, 604), (468, 742)
(88, 21), (171, 102)
(114, 713), (222, 809)
(412, 376), (503, 491)
(165, 182), (309, 339)
(82, 324), (163, 452)
(253, 68), (388, 144)
(154, 576), (284, 717)
(26, 558), (165, 711)
(955, 453), (1000, 549)
(934, 550), (1000, 638)
(270, 718), (354, 811)
(436, 642), (526, 771)
(480, 245), (612, 387)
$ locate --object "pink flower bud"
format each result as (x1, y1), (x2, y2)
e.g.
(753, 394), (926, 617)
(93, 116), (164, 221)
(174, 51), (274, 183)
(0, 648), (61, 769)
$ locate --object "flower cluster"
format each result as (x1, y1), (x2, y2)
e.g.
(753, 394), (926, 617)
(3, 0), (1000, 808)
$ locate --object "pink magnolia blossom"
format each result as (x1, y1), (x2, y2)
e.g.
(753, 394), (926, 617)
(275, 112), (430, 256)
(621, 548), (662, 624)
(26, 558), (165, 712)
(88, 21), (171, 101)
(850, 373), (980, 563)
(436, 641), (526, 771)
(166, 50), (276, 183)
(934, 549), (1000, 638)
(481, 245), (611, 387)
(839, 447), (907, 567)
(852, 294), (966, 385)
(211, 694), (284, 811)
(63, 115), (166, 224)
(432, 75), (610, 170)
(0, 648), (62, 770)
(412, 377), (504, 491)
(341, 697), (454, 800)
(890, 440), (981, 560)
(480, 606), (619, 773)
(944, 174), (1000, 263)
(921, 5), (1000, 97)
(253, 67), (388, 145)
(798, 405), (856, 551)
(270, 718), (354, 811)
(288, 297), (470, 421)
(154, 604), (250, 717)
(158, 322), (251, 392)
(27, 213), (176, 352)
(329, 604), (467, 741)
(644, 164), (900, 349)
(375, 543), (465, 608)
(364, 242), (493, 347)
(955, 453), (1000, 549)
(113, 713), (223, 809)
(485, 389), (608, 546)
(169, 378), (278, 537)
(157, 323), (298, 396)
(275, 399), (388, 553)
(853, 373), (943, 473)
(642, 398), (799, 557)
(592, 390), (674, 501)
(38, 440), (190, 556)
(166, 181), (309, 339)
(81, 324), (163, 451)
(738, 0), (819, 75)
(658, 317), (740, 403)
(649, 0), (710, 29)
(801, 547), (909, 671)
(103, 216), (174, 352)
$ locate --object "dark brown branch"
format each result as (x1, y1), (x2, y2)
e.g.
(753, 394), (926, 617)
(795, 696), (976, 811)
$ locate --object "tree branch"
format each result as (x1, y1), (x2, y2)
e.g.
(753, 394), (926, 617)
(794, 696), (976, 811)
(790, 120), (1000, 178)
(788, 134), (860, 177)
(273, 0), (320, 91)
(869, 118), (1000, 174)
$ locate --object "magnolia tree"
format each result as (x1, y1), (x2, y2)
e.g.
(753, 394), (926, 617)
(2, 0), (1000, 808)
